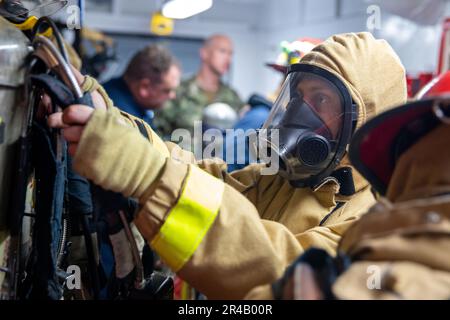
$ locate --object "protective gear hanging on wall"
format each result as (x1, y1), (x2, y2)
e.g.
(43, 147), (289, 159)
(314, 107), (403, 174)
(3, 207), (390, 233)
(0, 6), (88, 298)
(0, 0), (90, 299)
(0, 15), (30, 297)
(0, 0), (67, 22)
(0, 3), (172, 299)
(0, 0), (81, 69)
(0, 16), (30, 229)
(66, 32), (407, 299)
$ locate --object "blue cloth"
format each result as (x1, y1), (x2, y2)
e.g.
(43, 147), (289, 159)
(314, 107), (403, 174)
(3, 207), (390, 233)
(103, 77), (154, 126)
(235, 104), (271, 132)
(226, 94), (272, 172)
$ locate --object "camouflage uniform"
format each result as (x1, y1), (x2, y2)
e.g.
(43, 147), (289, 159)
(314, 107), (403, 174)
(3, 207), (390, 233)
(154, 76), (243, 139)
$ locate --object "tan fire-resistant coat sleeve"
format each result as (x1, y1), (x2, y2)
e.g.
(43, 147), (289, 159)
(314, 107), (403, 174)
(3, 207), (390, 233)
(74, 109), (368, 299)
(80, 75), (170, 156)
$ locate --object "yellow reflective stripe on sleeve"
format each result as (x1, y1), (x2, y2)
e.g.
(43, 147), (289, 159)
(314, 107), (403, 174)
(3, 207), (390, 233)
(151, 165), (224, 272)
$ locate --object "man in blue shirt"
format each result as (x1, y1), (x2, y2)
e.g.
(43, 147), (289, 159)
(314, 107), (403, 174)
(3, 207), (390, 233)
(103, 44), (181, 127)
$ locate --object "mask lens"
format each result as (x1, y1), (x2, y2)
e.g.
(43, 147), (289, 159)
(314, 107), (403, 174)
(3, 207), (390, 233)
(293, 73), (344, 140)
(259, 67), (351, 184)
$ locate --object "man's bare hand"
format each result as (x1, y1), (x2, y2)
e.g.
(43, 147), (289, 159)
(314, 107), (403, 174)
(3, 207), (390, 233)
(47, 104), (94, 156)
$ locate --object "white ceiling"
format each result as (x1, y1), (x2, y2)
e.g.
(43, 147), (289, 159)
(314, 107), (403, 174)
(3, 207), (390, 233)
(82, 0), (449, 31)
(367, 0), (448, 25)
(85, 0), (267, 27)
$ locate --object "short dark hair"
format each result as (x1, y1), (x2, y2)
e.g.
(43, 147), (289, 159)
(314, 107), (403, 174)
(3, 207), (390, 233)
(124, 44), (178, 84)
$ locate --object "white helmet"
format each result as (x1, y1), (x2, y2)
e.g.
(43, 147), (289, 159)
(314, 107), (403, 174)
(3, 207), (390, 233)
(202, 102), (238, 131)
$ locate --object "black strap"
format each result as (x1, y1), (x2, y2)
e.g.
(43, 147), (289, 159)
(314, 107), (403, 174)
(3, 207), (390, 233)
(31, 74), (95, 110)
(331, 167), (356, 196)
(319, 202), (345, 226)
(135, 119), (150, 140)
(22, 122), (66, 299)
(32, 73), (103, 298)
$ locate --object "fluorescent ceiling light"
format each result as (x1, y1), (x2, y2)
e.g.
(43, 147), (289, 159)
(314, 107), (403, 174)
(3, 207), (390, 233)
(162, 0), (213, 19)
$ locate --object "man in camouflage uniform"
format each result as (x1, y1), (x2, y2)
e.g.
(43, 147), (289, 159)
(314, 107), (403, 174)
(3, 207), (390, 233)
(154, 34), (243, 139)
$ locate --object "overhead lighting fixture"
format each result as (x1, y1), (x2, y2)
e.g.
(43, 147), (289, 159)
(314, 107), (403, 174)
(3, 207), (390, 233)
(162, 0), (212, 19)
